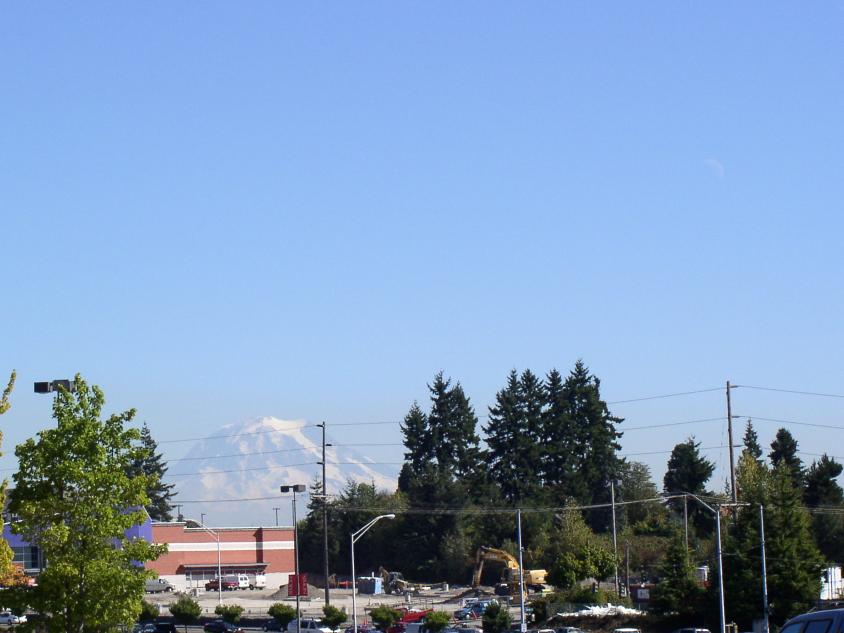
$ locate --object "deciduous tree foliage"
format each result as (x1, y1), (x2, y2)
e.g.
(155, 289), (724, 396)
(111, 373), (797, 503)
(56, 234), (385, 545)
(0, 370), (24, 588)
(481, 603), (511, 633)
(268, 604), (297, 627)
(170, 594), (202, 633)
(8, 375), (167, 633)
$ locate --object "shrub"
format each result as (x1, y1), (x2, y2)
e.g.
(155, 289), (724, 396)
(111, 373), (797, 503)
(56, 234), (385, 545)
(321, 605), (347, 630)
(215, 604), (245, 623)
(482, 603), (511, 633)
(268, 603), (297, 628)
(424, 611), (450, 633)
(139, 600), (159, 622)
(169, 594), (202, 633)
(369, 606), (401, 632)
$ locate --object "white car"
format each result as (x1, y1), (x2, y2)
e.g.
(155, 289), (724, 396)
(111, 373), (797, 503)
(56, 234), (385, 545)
(0, 611), (27, 625)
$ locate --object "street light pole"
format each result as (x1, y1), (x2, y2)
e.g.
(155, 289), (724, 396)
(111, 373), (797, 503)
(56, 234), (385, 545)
(517, 509), (526, 633)
(760, 505), (770, 633)
(191, 518), (222, 605)
(281, 484), (307, 633)
(351, 514), (396, 633)
(610, 480), (619, 596)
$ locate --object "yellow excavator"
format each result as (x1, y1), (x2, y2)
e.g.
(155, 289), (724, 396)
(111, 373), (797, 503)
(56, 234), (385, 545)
(471, 546), (547, 598)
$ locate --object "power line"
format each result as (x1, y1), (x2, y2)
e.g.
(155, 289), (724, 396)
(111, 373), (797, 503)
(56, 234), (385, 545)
(158, 423), (321, 444)
(743, 415), (844, 432)
(167, 443), (404, 464)
(736, 385), (844, 399)
(168, 461), (318, 478)
(624, 416), (725, 431)
(623, 444), (735, 457)
(607, 387), (723, 405)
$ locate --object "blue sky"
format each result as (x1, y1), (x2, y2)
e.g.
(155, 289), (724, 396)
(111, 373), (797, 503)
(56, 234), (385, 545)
(2, 2), (843, 496)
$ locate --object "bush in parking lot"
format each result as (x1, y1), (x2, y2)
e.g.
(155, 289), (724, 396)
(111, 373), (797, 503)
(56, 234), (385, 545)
(423, 611), (450, 633)
(169, 594), (202, 633)
(481, 603), (511, 633)
(215, 604), (245, 623)
(321, 605), (347, 630)
(368, 606), (401, 632)
(139, 600), (159, 622)
(268, 603), (297, 628)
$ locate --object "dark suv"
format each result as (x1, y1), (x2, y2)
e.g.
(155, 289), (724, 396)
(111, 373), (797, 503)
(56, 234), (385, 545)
(204, 621), (244, 633)
(782, 608), (844, 633)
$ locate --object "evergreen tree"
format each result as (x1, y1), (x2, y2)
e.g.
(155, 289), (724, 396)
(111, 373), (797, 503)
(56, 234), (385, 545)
(127, 423), (176, 521)
(804, 455), (844, 564)
(663, 438), (715, 535)
(400, 402), (429, 477)
(619, 461), (660, 527)
(769, 428), (804, 488)
(765, 463), (824, 623)
(559, 361), (623, 531)
(741, 419), (762, 462)
(484, 370), (543, 504)
(650, 531), (704, 617)
(541, 369), (579, 498)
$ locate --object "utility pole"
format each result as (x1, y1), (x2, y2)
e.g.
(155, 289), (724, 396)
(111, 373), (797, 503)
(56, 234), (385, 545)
(625, 541), (630, 597)
(318, 421), (331, 605)
(726, 381), (737, 504)
(683, 494), (689, 553)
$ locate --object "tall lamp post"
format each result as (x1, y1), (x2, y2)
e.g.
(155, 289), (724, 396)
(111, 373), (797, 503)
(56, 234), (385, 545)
(280, 484), (307, 633)
(609, 479), (620, 596)
(351, 514), (395, 633)
(189, 518), (222, 605)
(684, 493), (748, 633)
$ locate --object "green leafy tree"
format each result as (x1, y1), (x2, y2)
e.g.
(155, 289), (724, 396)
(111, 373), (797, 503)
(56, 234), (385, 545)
(368, 606), (400, 632)
(424, 611), (451, 633)
(0, 370), (21, 587)
(619, 461), (661, 527)
(8, 375), (167, 633)
(139, 600), (159, 622)
(663, 437), (715, 535)
(649, 532), (703, 617)
(546, 504), (615, 588)
(321, 605), (347, 630)
(482, 603), (511, 633)
(804, 455), (844, 563)
(769, 428), (804, 489)
(268, 604), (297, 628)
(169, 594), (202, 633)
(215, 604), (245, 623)
(127, 423), (176, 521)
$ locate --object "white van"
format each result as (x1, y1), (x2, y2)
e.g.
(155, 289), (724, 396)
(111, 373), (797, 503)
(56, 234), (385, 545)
(248, 573), (267, 590)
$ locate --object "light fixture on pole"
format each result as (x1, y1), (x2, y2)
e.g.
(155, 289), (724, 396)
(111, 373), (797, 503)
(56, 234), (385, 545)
(351, 514), (395, 633)
(34, 379), (74, 394)
(684, 492), (749, 633)
(280, 484), (307, 633)
(188, 517), (222, 605)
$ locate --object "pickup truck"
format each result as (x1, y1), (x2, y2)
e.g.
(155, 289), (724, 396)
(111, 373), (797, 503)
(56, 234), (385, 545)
(205, 577), (239, 591)
(144, 579), (175, 593)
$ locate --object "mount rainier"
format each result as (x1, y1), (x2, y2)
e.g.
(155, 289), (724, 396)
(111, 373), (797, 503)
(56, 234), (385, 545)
(166, 416), (399, 526)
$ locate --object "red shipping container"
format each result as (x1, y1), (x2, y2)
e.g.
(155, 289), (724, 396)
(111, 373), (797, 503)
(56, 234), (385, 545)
(288, 573), (309, 597)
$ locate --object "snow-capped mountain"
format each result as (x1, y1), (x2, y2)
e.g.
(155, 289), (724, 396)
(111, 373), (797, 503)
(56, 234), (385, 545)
(167, 417), (398, 526)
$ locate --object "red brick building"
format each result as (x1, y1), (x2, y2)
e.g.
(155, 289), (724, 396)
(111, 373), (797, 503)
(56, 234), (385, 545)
(147, 522), (295, 591)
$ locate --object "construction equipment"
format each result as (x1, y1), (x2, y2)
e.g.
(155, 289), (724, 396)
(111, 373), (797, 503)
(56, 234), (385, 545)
(378, 566), (416, 594)
(471, 546), (548, 597)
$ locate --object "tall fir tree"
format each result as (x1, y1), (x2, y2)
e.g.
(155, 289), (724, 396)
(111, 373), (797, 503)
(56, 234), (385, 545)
(127, 423), (176, 521)
(650, 531), (704, 617)
(559, 361), (623, 531)
(804, 454), (844, 564)
(484, 370), (543, 504)
(769, 427), (804, 489)
(541, 369), (579, 498)
(741, 419), (763, 462)
(663, 438), (715, 535)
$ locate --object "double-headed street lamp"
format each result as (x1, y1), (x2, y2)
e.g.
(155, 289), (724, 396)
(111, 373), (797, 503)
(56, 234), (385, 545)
(280, 484), (307, 633)
(351, 514), (395, 633)
(187, 517), (222, 605)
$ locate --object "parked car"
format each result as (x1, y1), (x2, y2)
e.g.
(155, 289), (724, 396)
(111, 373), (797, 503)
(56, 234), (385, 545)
(204, 620), (244, 633)
(264, 620), (285, 632)
(781, 607), (844, 633)
(152, 623), (177, 633)
(613, 629), (642, 633)
(672, 629), (710, 633)
(287, 619), (333, 633)
(557, 628), (585, 633)
(0, 612), (27, 626)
